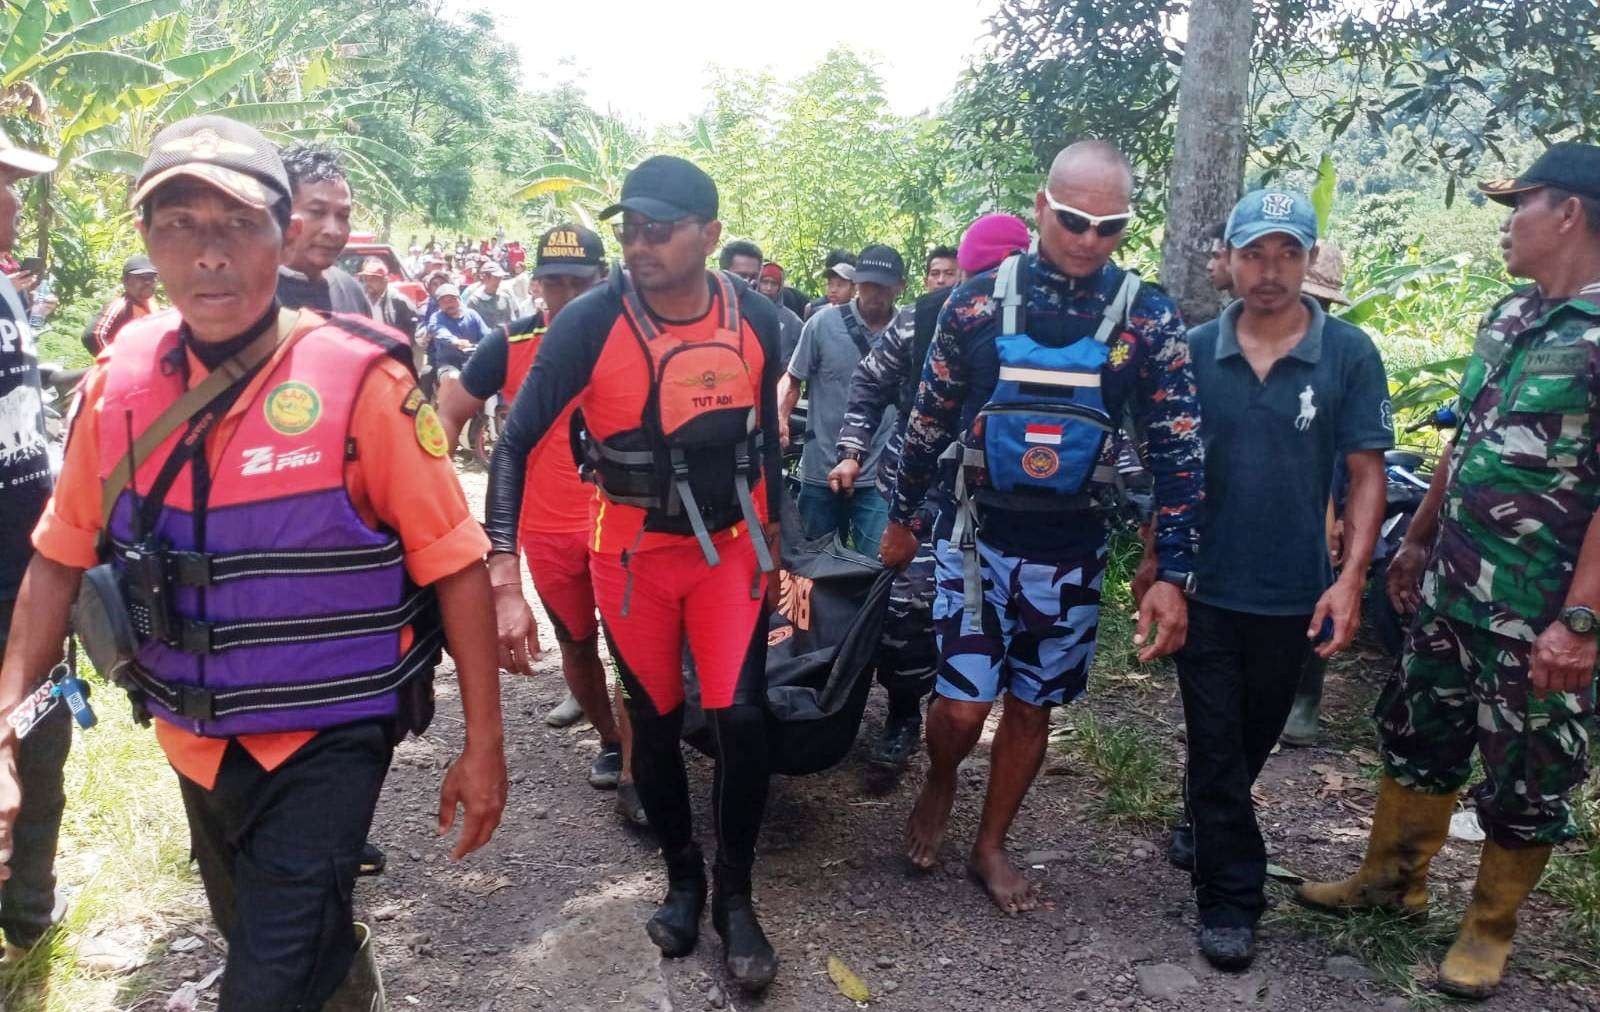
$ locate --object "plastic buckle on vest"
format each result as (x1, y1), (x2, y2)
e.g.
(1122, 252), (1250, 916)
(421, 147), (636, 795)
(177, 620), (213, 654)
(170, 551), (212, 587)
(175, 684), (216, 721)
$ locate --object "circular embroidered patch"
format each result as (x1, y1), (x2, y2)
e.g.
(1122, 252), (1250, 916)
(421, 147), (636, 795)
(414, 402), (449, 458)
(1021, 445), (1060, 480)
(263, 381), (321, 435)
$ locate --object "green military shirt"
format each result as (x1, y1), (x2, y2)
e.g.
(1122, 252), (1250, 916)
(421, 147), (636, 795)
(1423, 281), (1600, 641)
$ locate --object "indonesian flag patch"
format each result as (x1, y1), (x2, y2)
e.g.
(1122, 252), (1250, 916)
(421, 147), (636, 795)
(1024, 423), (1064, 446)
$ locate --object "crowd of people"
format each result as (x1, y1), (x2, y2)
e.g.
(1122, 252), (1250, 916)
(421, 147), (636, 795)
(0, 108), (1596, 1012)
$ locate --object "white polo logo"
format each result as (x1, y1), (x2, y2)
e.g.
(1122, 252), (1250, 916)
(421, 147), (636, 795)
(1295, 385), (1318, 432)
(1262, 193), (1295, 219)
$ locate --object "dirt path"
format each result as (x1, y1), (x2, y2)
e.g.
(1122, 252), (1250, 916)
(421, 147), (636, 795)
(141, 467), (1600, 1011)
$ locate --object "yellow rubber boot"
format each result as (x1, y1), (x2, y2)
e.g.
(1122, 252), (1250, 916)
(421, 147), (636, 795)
(1437, 841), (1553, 1000)
(1296, 775), (1456, 916)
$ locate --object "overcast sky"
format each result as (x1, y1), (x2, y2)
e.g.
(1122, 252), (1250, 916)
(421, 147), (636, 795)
(471, 0), (999, 128)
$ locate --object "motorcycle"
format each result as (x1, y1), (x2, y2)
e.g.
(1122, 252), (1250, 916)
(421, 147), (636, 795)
(1362, 406), (1457, 655)
(466, 392), (505, 468)
(37, 362), (87, 476)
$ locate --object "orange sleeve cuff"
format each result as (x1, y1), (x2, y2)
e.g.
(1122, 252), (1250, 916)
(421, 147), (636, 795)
(31, 506), (101, 571)
(405, 515), (490, 586)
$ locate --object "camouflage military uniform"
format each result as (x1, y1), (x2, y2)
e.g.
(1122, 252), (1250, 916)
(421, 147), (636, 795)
(837, 304), (939, 701)
(1379, 282), (1600, 846)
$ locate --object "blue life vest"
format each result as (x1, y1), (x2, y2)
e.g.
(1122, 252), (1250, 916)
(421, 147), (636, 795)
(946, 253), (1140, 629)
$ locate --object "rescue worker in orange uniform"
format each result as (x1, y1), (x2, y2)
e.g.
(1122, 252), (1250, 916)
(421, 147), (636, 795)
(485, 156), (785, 991)
(0, 116), (506, 1011)
(439, 225), (646, 826)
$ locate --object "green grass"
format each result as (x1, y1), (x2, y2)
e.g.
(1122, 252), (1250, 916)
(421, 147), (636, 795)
(33, 323), (95, 372)
(1267, 899), (1458, 1008)
(1, 664), (203, 1012)
(1050, 709), (1179, 827)
(1541, 769), (1600, 958)
(1047, 529), (1183, 827)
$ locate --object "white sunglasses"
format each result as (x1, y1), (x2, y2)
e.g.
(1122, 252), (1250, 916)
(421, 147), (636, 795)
(1043, 192), (1134, 236)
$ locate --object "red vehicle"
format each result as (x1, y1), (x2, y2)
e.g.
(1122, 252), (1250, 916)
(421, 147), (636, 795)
(339, 233), (427, 307)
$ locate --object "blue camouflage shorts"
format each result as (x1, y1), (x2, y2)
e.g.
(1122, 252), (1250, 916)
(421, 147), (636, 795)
(931, 536), (1106, 707)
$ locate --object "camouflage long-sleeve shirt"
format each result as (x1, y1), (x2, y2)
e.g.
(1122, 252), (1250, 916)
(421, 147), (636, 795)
(837, 304), (917, 496)
(1425, 281), (1600, 642)
(888, 254), (1204, 568)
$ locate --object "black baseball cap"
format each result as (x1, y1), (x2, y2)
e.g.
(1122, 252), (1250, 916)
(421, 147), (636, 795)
(533, 224), (605, 278)
(852, 244), (906, 287)
(122, 254), (157, 277)
(1480, 142), (1600, 205)
(129, 115), (290, 213)
(599, 155), (717, 222)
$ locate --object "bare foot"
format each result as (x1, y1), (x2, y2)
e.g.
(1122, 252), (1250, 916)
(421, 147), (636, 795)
(968, 847), (1039, 915)
(904, 774), (957, 871)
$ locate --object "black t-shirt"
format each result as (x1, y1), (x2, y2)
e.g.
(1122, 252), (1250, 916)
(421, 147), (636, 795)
(781, 286), (810, 320)
(460, 312), (544, 400)
(0, 276), (51, 599)
(276, 264), (369, 315)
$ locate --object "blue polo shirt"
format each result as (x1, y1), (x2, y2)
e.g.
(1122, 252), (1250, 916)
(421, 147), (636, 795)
(1187, 297), (1393, 615)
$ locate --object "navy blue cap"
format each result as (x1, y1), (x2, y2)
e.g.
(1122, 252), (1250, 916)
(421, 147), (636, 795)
(1480, 142), (1600, 205)
(1225, 189), (1318, 250)
(852, 244), (905, 286)
(599, 155), (718, 222)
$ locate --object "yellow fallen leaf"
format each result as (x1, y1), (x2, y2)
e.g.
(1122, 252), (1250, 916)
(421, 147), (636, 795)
(828, 956), (872, 1003)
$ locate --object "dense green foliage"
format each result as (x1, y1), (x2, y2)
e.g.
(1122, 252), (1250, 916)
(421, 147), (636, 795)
(3, 0), (1593, 381)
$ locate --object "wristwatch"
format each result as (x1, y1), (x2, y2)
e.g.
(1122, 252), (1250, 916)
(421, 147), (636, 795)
(1158, 570), (1197, 597)
(1559, 605), (1598, 636)
(838, 448), (863, 463)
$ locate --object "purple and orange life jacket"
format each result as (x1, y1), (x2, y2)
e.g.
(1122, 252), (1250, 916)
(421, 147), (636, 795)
(98, 309), (441, 738)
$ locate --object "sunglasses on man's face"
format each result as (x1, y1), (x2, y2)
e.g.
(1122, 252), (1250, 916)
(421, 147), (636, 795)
(612, 218), (697, 246)
(1043, 192), (1133, 237)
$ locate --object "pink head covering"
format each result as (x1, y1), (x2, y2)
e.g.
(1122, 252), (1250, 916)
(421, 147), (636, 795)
(957, 213), (1031, 275)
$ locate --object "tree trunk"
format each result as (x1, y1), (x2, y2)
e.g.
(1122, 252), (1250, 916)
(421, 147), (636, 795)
(1159, 0), (1253, 326)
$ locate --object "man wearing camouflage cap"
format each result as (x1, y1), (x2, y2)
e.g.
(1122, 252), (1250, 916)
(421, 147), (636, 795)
(1298, 142), (1600, 1000)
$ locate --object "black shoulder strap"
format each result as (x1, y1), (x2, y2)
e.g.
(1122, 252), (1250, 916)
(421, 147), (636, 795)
(839, 302), (874, 357)
(714, 271), (743, 333)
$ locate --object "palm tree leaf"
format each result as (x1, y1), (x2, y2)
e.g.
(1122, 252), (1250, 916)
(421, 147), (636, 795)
(162, 45), (235, 80)
(216, 100), (323, 126)
(73, 146), (145, 176)
(40, 0), (184, 55)
(1, 0), (49, 77)
(510, 176), (603, 203)
(158, 47), (263, 120)
(21, 50), (172, 92)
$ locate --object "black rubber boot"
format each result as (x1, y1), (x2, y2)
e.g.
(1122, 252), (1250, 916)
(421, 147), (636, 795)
(870, 695), (924, 769)
(712, 863), (778, 991)
(1168, 822), (1195, 871)
(646, 844), (706, 958)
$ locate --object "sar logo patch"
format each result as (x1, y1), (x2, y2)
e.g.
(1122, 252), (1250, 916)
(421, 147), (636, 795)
(1021, 446), (1060, 480)
(414, 402), (449, 457)
(264, 381), (321, 435)
(1108, 340), (1133, 370)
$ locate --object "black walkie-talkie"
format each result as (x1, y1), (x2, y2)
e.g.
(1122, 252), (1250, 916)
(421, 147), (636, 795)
(119, 409), (175, 644)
